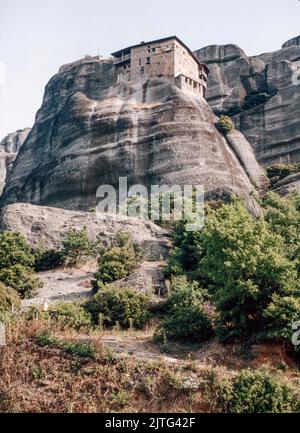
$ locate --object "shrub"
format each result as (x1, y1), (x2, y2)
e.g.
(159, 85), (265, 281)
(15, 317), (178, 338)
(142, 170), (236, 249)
(216, 115), (234, 134)
(34, 249), (65, 272)
(93, 231), (142, 287)
(154, 277), (214, 343)
(242, 89), (272, 111)
(0, 264), (42, 299)
(211, 369), (300, 413)
(0, 231), (35, 270)
(266, 163), (300, 187)
(36, 332), (95, 358)
(0, 282), (21, 322)
(47, 302), (92, 331)
(62, 226), (95, 266)
(85, 287), (151, 329)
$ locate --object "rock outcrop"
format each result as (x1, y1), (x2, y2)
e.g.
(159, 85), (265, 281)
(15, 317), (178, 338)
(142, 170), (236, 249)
(0, 56), (262, 214)
(0, 203), (170, 261)
(0, 128), (31, 195)
(273, 171), (300, 196)
(195, 36), (300, 167)
(223, 129), (269, 192)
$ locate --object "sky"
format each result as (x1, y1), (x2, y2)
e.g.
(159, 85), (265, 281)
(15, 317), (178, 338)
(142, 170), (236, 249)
(0, 0), (299, 140)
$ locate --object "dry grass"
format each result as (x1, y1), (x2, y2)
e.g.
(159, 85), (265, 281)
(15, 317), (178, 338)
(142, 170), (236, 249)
(0, 317), (214, 413)
(1, 316), (299, 413)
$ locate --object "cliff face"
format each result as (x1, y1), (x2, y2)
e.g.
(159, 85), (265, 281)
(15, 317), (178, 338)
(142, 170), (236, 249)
(0, 128), (30, 195)
(195, 36), (300, 167)
(0, 56), (262, 213)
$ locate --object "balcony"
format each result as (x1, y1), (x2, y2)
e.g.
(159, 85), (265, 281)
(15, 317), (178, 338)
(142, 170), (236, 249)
(113, 54), (131, 65)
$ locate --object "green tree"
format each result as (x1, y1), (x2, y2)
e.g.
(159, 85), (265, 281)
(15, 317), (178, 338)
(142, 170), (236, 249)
(93, 231), (143, 288)
(154, 276), (214, 343)
(0, 232), (35, 270)
(200, 200), (299, 341)
(0, 264), (42, 299)
(165, 197), (300, 344)
(62, 226), (95, 266)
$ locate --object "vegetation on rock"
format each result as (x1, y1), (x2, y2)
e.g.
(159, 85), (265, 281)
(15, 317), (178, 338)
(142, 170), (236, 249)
(92, 231), (143, 290)
(242, 89), (273, 111)
(62, 226), (96, 266)
(216, 115), (234, 134)
(266, 163), (300, 187)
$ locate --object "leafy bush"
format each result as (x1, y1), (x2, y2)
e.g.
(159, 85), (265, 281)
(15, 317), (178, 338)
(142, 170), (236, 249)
(216, 115), (234, 134)
(0, 264), (42, 299)
(62, 226), (95, 266)
(211, 369), (300, 413)
(154, 277), (214, 343)
(263, 192), (300, 266)
(261, 295), (300, 341)
(47, 302), (92, 331)
(85, 286), (151, 329)
(266, 163), (300, 187)
(93, 231), (142, 287)
(34, 249), (65, 272)
(0, 282), (20, 322)
(0, 231), (35, 270)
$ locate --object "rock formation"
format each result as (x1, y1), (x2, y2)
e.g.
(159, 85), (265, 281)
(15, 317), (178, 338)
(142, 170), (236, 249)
(0, 56), (263, 214)
(273, 171), (300, 196)
(195, 36), (300, 167)
(0, 203), (170, 261)
(0, 128), (31, 195)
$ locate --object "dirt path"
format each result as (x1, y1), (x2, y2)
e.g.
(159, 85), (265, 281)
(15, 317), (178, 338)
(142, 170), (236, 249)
(77, 334), (201, 366)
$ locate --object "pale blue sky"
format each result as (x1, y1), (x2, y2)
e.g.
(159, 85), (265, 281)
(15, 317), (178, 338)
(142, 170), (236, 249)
(0, 0), (299, 139)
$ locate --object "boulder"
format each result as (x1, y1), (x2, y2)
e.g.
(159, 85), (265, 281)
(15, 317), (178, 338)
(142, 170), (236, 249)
(0, 203), (170, 261)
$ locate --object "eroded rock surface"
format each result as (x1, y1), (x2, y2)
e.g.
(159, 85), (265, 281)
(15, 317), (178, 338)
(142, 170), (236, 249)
(0, 128), (30, 195)
(273, 171), (300, 195)
(195, 36), (300, 166)
(0, 56), (261, 214)
(0, 203), (170, 261)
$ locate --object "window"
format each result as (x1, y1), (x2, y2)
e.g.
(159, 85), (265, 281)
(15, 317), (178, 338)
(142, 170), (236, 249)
(139, 59), (142, 66)
(140, 66), (145, 74)
(152, 47), (156, 52)
(146, 57), (151, 65)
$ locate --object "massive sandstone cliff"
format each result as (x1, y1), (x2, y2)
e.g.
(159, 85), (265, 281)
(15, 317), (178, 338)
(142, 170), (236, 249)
(0, 56), (264, 213)
(195, 35), (300, 168)
(0, 128), (30, 196)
